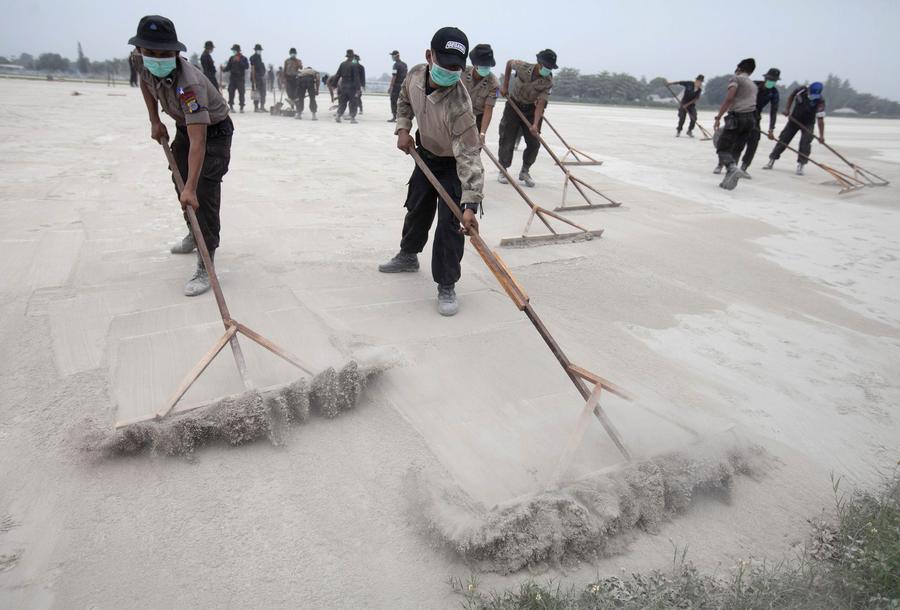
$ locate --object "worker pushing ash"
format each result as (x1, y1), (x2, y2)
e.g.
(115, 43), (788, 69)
(129, 15), (233, 297)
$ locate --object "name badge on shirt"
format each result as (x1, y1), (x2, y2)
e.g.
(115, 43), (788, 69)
(177, 86), (201, 113)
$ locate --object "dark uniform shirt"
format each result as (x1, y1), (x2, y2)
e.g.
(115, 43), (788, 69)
(676, 80), (702, 106)
(137, 55), (229, 126)
(753, 81), (780, 131)
(225, 53), (249, 77)
(250, 54), (266, 80)
(391, 60), (408, 91)
(200, 51), (216, 84)
(335, 59), (363, 90)
(790, 86), (826, 124)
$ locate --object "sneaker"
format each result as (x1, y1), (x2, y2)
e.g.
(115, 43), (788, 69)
(719, 164), (741, 190)
(739, 164), (752, 179)
(519, 170), (535, 188)
(170, 232), (196, 254)
(350, 117), (358, 124)
(387, 117), (397, 123)
(713, 164), (723, 175)
(296, 112), (303, 120)
(378, 251), (419, 273)
(686, 130), (695, 138)
(498, 172), (509, 185)
(675, 130), (681, 138)
(239, 107), (245, 113)
(437, 284), (458, 317)
(229, 104), (235, 112)
(335, 115), (342, 123)
(311, 113), (317, 121)
(796, 163), (805, 176)
(763, 159), (775, 170)
(184, 253), (212, 297)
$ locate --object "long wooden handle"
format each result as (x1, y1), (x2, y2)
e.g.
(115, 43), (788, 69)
(407, 148), (631, 460)
(505, 98), (567, 169)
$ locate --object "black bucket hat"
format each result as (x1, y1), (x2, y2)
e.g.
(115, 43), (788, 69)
(204, 40), (214, 50)
(390, 50), (400, 56)
(536, 49), (558, 70)
(254, 43), (263, 51)
(128, 15), (187, 52)
(231, 44), (241, 52)
(764, 67), (781, 81)
(431, 26), (469, 70)
(289, 47), (297, 55)
(469, 43), (496, 67)
(696, 74), (705, 81)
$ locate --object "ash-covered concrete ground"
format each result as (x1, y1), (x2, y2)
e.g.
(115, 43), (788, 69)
(1, 78), (898, 608)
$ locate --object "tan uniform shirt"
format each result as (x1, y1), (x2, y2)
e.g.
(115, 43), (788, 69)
(462, 66), (500, 115)
(508, 60), (553, 106)
(283, 57), (302, 77)
(728, 72), (757, 113)
(137, 55), (228, 126)
(396, 64), (484, 205)
(298, 67), (319, 80)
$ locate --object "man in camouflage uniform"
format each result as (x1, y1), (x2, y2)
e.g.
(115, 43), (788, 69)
(129, 15), (234, 297)
(378, 27), (483, 317)
(462, 43), (500, 138)
(498, 49), (557, 187)
(283, 48), (302, 113)
(333, 49), (363, 123)
(296, 66), (320, 120)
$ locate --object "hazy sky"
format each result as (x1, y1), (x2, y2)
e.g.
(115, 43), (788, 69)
(3, 0), (900, 101)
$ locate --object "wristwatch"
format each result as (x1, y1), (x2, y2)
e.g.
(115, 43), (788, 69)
(462, 203), (480, 214)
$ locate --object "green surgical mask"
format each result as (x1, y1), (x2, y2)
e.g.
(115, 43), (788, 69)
(765, 80), (776, 89)
(352, 59), (358, 64)
(231, 50), (237, 56)
(430, 62), (461, 87)
(539, 66), (552, 78)
(142, 55), (177, 78)
(476, 66), (492, 77)
(290, 53), (296, 58)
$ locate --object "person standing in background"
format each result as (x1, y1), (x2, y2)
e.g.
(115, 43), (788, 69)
(387, 50), (408, 123)
(667, 74), (704, 137)
(250, 43), (267, 112)
(201, 40), (217, 88)
(224, 44), (249, 112)
(354, 54), (366, 115)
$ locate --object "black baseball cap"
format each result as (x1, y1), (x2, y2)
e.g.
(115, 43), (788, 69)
(430, 26), (468, 70)
(469, 43), (495, 67)
(536, 49), (558, 70)
(346, 48), (354, 58)
(289, 47), (297, 55)
(764, 68), (781, 81)
(204, 40), (214, 50)
(696, 74), (705, 81)
(128, 15), (187, 52)
(390, 50), (400, 56)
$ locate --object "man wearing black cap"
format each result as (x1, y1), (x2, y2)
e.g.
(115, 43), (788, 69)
(735, 67), (781, 174)
(224, 44), (249, 112)
(250, 44), (267, 112)
(333, 49), (363, 123)
(387, 50), (408, 123)
(129, 15), (233, 296)
(463, 44), (500, 137)
(498, 49), (557, 187)
(378, 26), (484, 317)
(714, 58), (757, 190)
(201, 41), (217, 88)
(283, 48), (302, 114)
(667, 75), (704, 137)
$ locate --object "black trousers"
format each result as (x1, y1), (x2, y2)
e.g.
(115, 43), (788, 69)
(285, 75), (300, 102)
(677, 105), (697, 131)
(715, 111), (755, 167)
(390, 87), (401, 118)
(337, 86), (359, 117)
(170, 118), (233, 252)
(228, 76), (245, 108)
(475, 113), (484, 132)
(253, 77), (266, 109)
(298, 77), (317, 113)
(770, 118), (815, 165)
(740, 114), (763, 168)
(498, 100), (540, 171)
(399, 150), (465, 286)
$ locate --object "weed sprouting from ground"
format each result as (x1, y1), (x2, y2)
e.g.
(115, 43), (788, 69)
(451, 466), (900, 609)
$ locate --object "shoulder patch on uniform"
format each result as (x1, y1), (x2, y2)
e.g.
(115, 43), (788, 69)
(177, 86), (203, 113)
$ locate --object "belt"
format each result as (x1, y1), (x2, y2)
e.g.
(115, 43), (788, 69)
(176, 116), (234, 138)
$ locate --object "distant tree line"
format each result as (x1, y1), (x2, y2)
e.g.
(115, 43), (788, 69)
(3, 49), (899, 116)
(542, 68), (900, 117)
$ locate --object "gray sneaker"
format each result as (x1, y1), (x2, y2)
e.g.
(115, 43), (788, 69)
(713, 164), (723, 175)
(796, 163), (805, 176)
(184, 253), (212, 297)
(378, 251), (419, 273)
(350, 117), (358, 124)
(437, 284), (458, 316)
(739, 165), (752, 179)
(335, 115), (342, 123)
(498, 172), (509, 185)
(719, 164), (741, 190)
(170, 232), (196, 254)
(519, 170), (535, 188)
(311, 113), (317, 121)
(763, 159), (775, 170)
(296, 112), (303, 120)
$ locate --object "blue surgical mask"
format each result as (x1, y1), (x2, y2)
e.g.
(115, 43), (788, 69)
(143, 55), (177, 78)
(430, 62), (461, 87)
(539, 66), (552, 78)
(476, 66), (492, 78)
(765, 80), (776, 89)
